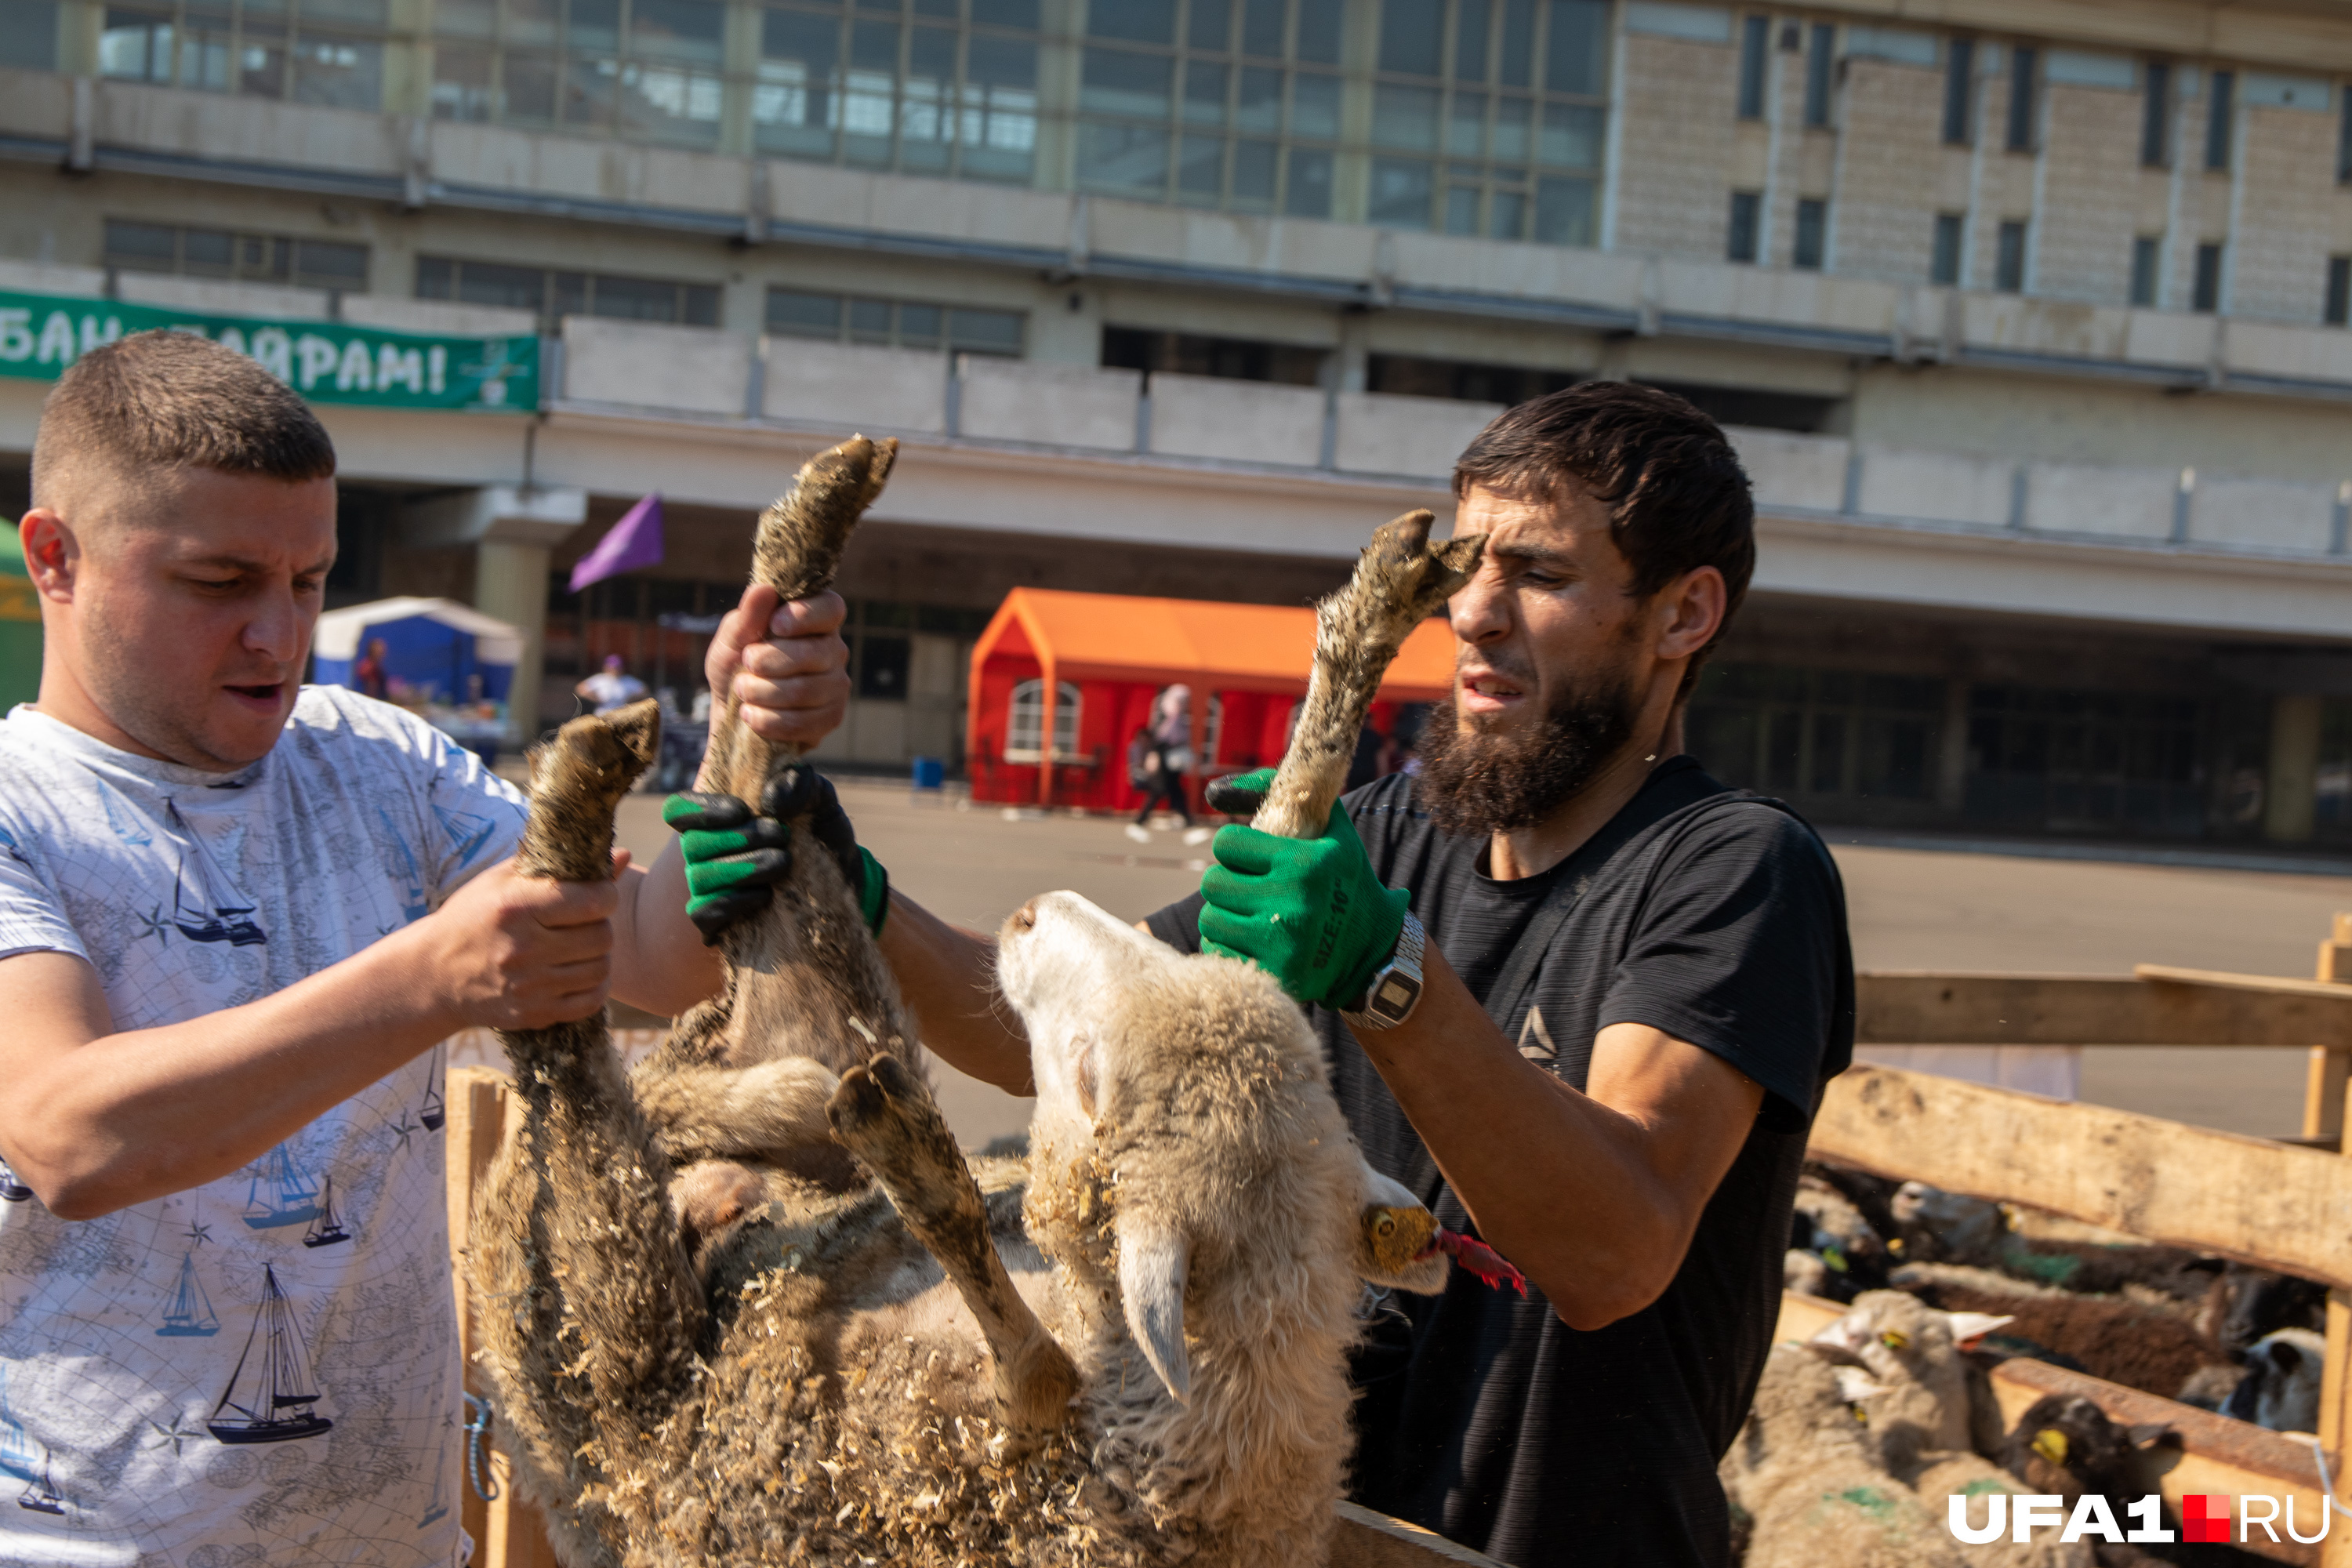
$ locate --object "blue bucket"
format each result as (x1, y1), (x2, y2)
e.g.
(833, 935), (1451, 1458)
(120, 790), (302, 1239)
(911, 756), (946, 790)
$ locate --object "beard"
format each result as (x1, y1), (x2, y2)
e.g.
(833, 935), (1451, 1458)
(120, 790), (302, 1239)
(1414, 655), (1641, 838)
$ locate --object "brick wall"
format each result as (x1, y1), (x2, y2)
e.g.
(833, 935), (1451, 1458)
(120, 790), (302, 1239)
(2033, 85), (2143, 301)
(2231, 104), (2339, 321)
(1832, 58), (1945, 280)
(1612, 33), (1739, 260)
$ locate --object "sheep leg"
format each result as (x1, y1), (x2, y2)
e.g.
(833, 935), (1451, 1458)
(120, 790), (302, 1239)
(470, 702), (706, 1556)
(827, 1052), (1081, 1432)
(1252, 509), (1484, 839)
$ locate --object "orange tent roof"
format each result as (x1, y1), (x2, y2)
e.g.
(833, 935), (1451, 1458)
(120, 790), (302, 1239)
(972, 587), (1458, 702)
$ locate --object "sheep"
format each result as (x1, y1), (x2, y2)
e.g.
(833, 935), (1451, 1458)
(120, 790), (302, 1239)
(2221, 1327), (2326, 1434)
(1892, 1261), (2230, 1407)
(466, 448), (1487, 1568)
(2201, 1264), (2328, 1363)
(1790, 1172), (1890, 1302)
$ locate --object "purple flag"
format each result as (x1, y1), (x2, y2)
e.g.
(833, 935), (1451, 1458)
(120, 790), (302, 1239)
(569, 494), (664, 593)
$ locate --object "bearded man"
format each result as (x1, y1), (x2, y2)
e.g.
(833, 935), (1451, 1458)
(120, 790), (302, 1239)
(712, 382), (1854, 1568)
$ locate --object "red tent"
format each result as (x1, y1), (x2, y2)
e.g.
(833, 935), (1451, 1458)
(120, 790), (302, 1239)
(966, 587), (1458, 810)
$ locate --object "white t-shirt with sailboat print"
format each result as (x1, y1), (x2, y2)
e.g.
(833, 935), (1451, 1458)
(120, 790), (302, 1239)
(0, 687), (528, 1568)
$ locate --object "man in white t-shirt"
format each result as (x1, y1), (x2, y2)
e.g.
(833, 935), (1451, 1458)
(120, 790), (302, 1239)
(0, 332), (845, 1567)
(576, 655), (649, 716)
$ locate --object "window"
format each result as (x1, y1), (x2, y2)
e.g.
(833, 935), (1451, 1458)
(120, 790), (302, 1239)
(0, 0), (60, 68)
(2192, 241), (2223, 313)
(1940, 37), (1973, 144)
(1076, 0), (1351, 219)
(2005, 43), (2035, 151)
(429, 0), (728, 146)
(1995, 220), (2026, 292)
(2341, 84), (2352, 182)
(1639, 380), (1840, 434)
(2140, 60), (2171, 167)
(1929, 212), (1962, 285)
(1102, 327), (1324, 384)
(1006, 678), (1080, 761)
(1792, 198), (1826, 270)
(100, 0), (385, 106)
(105, 220), (369, 292)
(1736, 13), (1767, 121)
(416, 256), (718, 329)
(1359, 0), (1606, 238)
(2205, 69), (2233, 171)
(1801, 21), (1832, 127)
(1367, 353), (1576, 403)
(1963, 684), (2205, 837)
(1727, 191), (1761, 263)
(767, 289), (1025, 355)
(2327, 256), (2350, 327)
(2130, 236), (2161, 307)
(1685, 665), (1943, 802)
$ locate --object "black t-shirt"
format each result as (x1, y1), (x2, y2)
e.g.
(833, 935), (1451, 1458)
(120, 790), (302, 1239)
(1144, 758), (1854, 1568)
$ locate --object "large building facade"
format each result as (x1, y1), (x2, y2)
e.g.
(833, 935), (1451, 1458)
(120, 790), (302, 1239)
(6, 0), (2352, 844)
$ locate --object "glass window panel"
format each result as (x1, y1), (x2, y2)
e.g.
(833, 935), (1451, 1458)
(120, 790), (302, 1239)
(849, 16), (896, 67)
(757, 10), (840, 150)
(1232, 137), (1276, 205)
(1541, 0), (1603, 94)
(1087, 0), (1173, 43)
(966, 32), (1031, 83)
(1186, 0), (1226, 50)
(568, 0), (619, 49)
(561, 53), (619, 125)
(848, 296), (893, 337)
(768, 288), (843, 334)
(433, 0), (494, 30)
(240, 235), (289, 280)
(506, 0), (558, 45)
(908, 22), (954, 75)
(104, 220), (180, 268)
(1294, 0), (1338, 62)
(504, 49), (558, 117)
(947, 307), (1023, 352)
(1537, 99), (1598, 165)
(969, 0), (1035, 26)
(1076, 118), (1170, 191)
(592, 274), (685, 321)
(619, 60), (723, 142)
(914, 0), (955, 15)
(1284, 144), (1331, 214)
(1377, 0), (1439, 74)
(1368, 155), (1433, 226)
(1372, 82), (1439, 148)
(1081, 46), (1171, 116)
(177, 21), (230, 89)
(432, 41), (495, 118)
(1239, 0), (1280, 57)
(1497, 0), (1531, 84)
(1532, 172), (1592, 244)
(962, 36), (1036, 172)
(299, 0), (384, 26)
(1178, 132), (1222, 198)
(1234, 64), (1279, 131)
(0, 0), (57, 68)
(900, 21), (954, 158)
(681, 285), (718, 325)
(1182, 60), (1225, 123)
(898, 301), (942, 341)
(292, 238), (369, 286)
(238, 40), (287, 96)
(1491, 92), (1529, 158)
(1290, 68), (1338, 136)
(1446, 89), (1485, 154)
(1444, 185), (1478, 232)
(182, 227), (236, 270)
(1490, 187), (1525, 237)
(99, 12), (169, 81)
(630, 0), (724, 61)
(1454, 0), (1488, 80)
(416, 256), (456, 298)
(552, 270), (589, 318)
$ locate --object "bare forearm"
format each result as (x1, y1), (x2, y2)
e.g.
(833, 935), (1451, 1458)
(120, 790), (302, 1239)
(612, 842), (726, 1016)
(1355, 946), (1719, 1327)
(877, 893), (1034, 1094)
(4, 930), (466, 1218)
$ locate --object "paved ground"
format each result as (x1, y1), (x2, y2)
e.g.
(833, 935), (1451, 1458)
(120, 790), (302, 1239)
(611, 784), (2352, 1146)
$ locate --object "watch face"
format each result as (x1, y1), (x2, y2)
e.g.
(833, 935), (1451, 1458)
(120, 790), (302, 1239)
(1368, 971), (1423, 1023)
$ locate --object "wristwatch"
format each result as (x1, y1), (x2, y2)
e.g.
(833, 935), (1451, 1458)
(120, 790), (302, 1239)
(1343, 912), (1427, 1032)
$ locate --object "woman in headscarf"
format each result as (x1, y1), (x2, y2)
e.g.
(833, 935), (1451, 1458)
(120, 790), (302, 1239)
(1129, 683), (1193, 832)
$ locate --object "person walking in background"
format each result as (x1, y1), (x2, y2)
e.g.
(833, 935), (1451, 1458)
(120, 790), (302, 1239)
(576, 652), (648, 715)
(352, 636), (389, 699)
(1126, 684), (1195, 840)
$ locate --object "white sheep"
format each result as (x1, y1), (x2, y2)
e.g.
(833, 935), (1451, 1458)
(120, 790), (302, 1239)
(2223, 1327), (2326, 1434)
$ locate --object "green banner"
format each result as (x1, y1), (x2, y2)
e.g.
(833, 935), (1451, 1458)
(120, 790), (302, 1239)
(0, 289), (539, 413)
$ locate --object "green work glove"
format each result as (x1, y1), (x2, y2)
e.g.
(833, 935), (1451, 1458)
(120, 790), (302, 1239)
(666, 766), (889, 945)
(1197, 768), (1408, 1012)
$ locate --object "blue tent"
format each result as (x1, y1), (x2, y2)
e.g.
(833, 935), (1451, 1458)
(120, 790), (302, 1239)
(312, 597), (522, 704)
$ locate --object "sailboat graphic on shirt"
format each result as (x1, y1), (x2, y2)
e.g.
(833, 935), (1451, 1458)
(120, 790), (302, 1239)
(433, 801), (499, 869)
(158, 1250), (222, 1335)
(0, 1367), (61, 1514)
(207, 1265), (332, 1445)
(302, 1176), (350, 1248)
(242, 1144), (320, 1229)
(95, 777), (154, 847)
(420, 1041), (446, 1132)
(376, 808), (430, 924)
(166, 801), (266, 947)
(419, 1439), (449, 1527)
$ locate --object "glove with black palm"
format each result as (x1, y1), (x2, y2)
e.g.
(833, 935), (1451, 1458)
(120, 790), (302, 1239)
(666, 763), (888, 944)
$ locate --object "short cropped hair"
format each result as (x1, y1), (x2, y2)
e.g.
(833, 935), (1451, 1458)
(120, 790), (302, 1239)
(1453, 382), (1755, 689)
(31, 329), (336, 506)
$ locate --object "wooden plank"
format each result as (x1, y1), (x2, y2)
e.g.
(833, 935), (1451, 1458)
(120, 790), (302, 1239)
(1810, 1065), (2352, 1290)
(1857, 971), (2352, 1047)
(1331, 1504), (1508, 1566)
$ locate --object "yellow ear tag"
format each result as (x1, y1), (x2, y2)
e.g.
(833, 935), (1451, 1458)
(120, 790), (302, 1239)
(2031, 1428), (2068, 1468)
(1879, 1329), (1909, 1351)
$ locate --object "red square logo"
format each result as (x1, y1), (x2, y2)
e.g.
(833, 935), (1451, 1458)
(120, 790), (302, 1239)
(2182, 1495), (2231, 1544)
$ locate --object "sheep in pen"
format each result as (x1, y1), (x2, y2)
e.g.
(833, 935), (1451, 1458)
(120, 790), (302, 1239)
(466, 435), (1493, 1567)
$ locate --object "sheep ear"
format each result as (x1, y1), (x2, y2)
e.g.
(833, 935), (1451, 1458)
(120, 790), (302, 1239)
(1118, 1214), (1190, 1403)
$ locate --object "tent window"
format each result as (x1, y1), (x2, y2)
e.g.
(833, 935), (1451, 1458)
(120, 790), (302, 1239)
(1007, 679), (1081, 761)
